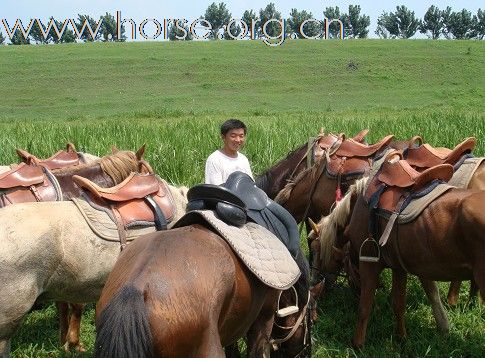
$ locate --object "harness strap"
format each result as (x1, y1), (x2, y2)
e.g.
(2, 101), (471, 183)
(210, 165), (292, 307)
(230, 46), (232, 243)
(289, 137), (318, 183)
(144, 195), (168, 231)
(111, 206), (127, 250)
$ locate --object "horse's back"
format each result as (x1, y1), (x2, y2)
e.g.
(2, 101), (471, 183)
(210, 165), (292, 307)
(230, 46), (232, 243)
(97, 224), (268, 356)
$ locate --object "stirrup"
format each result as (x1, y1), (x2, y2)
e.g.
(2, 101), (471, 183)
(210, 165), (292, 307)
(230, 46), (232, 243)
(276, 286), (299, 317)
(359, 237), (380, 263)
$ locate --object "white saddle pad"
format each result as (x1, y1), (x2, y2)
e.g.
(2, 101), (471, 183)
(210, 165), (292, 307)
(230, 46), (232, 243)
(173, 210), (301, 290)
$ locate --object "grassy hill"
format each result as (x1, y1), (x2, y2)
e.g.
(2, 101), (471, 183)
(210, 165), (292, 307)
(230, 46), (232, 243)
(1, 40), (484, 357)
(0, 40), (483, 121)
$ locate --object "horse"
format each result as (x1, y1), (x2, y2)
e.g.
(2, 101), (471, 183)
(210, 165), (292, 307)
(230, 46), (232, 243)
(0, 178), (188, 357)
(0, 145), (150, 352)
(256, 129), (369, 200)
(94, 221), (314, 358)
(308, 176), (485, 348)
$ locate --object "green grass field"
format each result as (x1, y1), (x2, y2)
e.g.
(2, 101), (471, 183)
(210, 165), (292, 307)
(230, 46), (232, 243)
(0, 39), (484, 357)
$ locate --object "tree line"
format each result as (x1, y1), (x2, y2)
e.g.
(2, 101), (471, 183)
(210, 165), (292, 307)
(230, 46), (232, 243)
(1, 3), (484, 45)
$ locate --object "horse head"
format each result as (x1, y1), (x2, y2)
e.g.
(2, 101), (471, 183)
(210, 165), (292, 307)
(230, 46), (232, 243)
(307, 178), (368, 289)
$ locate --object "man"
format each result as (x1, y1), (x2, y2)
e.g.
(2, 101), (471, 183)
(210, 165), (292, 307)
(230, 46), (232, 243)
(205, 119), (253, 185)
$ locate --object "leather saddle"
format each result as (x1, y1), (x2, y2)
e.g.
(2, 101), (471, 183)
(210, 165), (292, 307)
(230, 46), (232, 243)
(404, 137), (475, 170)
(17, 143), (82, 170)
(73, 173), (175, 244)
(187, 172), (300, 258)
(326, 134), (395, 178)
(0, 163), (60, 207)
(314, 129), (369, 160)
(365, 151), (454, 213)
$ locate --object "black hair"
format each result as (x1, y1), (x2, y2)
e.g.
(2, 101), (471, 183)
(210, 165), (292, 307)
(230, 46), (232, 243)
(220, 119), (247, 135)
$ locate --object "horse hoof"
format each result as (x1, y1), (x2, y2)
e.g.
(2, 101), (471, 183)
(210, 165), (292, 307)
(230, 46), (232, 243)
(75, 344), (86, 353)
(351, 339), (364, 350)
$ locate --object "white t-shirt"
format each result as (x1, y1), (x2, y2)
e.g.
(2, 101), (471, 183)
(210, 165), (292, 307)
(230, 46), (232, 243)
(204, 150), (253, 185)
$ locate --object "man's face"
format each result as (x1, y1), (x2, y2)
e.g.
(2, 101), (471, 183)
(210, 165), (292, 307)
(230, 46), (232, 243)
(222, 128), (246, 152)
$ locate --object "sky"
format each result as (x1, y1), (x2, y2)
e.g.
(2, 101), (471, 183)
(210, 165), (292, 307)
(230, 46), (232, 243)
(0, 1), (481, 39)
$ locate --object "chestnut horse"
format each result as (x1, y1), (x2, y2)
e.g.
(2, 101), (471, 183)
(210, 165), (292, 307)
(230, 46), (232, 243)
(309, 177), (485, 348)
(95, 224), (312, 357)
(256, 129), (369, 200)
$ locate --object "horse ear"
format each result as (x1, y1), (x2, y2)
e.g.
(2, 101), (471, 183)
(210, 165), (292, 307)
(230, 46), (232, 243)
(136, 144), (146, 160)
(310, 280), (325, 301)
(111, 145), (119, 154)
(66, 143), (76, 152)
(308, 218), (319, 236)
(319, 127), (324, 136)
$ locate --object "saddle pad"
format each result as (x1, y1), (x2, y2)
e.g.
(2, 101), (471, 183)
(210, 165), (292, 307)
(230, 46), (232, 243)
(173, 210), (300, 290)
(71, 196), (173, 242)
(449, 157), (485, 188)
(395, 184), (453, 224)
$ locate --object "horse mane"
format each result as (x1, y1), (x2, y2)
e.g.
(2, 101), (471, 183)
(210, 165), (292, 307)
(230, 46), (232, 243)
(317, 176), (369, 270)
(274, 156), (326, 205)
(53, 151), (140, 184)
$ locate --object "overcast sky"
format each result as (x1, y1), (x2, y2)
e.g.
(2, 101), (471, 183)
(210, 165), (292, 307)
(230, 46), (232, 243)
(1, 1), (481, 39)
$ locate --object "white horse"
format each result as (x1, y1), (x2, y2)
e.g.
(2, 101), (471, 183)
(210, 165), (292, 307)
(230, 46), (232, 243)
(0, 185), (187, 357)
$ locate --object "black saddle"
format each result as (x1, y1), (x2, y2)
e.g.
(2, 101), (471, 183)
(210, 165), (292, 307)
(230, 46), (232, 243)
(187, 172), (300, 258)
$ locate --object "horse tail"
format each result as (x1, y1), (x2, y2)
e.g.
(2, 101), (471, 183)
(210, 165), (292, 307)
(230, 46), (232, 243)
(95, 285), (153, 358)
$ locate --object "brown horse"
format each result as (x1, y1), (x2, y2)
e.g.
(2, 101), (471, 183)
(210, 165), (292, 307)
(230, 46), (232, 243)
(392, 136), (485, 305)
(309, 177), (485, 348)
(2, 146), (150, 352)
(256, 129), (369, 199)
(95, 223), (312, 358)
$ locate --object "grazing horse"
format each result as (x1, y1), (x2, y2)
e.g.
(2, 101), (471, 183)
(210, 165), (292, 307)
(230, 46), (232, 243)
(0, 146), (149, 352)
(0, 178), (188, 357)
(95, 222), (312, 358)
(308, 176), (485, 348)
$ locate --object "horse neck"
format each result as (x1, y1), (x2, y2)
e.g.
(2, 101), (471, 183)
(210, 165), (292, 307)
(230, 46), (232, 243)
(54, 164), (115, 199)
(257, 143), (309, 199)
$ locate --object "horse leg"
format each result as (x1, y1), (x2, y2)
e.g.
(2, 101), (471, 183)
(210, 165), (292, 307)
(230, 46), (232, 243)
(473, 260), (485, 302)
(447, 281), (462, 306)
(65, 303), (85, 352)
(0, 339), (11, 358)
(225, 343), (241, 358)
(198, 325), (225, 358)
(391, 270), (407, 341)
(419, 278), (449, 333)
(352, 263), (382, 349)
(469, 279), (479, 303)
(56, 302), (69, 347)
(246, 291), (279, 358)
